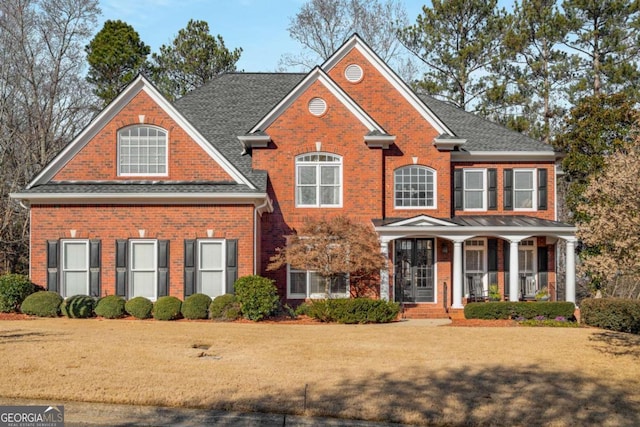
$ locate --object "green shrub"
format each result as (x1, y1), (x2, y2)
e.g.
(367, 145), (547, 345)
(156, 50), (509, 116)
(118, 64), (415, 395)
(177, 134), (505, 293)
(464, 301), (576, 320)
(0, 274), (36, 313)
(581, 298), (640, 334)
(234, 275), (280, 321)
(94, 295), (126, 319)
(294, 302), (312, 317)
(20, 291), (63, 317)
(304, 298), (400, 324)
(60, 295), (96, 318)
(209, 294), (241, 321)
(181, 293), (212, 320)
(125, 296), (153, 319)
(153, 296), (182, 321)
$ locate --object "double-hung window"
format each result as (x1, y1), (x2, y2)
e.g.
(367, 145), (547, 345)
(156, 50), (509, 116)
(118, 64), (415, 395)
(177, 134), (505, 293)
(513, 169), (536, 210)
(129, 240), (157, 300)
(288, 268), (348, 299)
(394, 166), (436, 208)
(118, 125), (168, 176)
(464, 239), (486, 296)
(198, 240), (226, 298)
(295, 153), (342, 207)
(463, 169), (486, 210)
(61, 240), (89, 298)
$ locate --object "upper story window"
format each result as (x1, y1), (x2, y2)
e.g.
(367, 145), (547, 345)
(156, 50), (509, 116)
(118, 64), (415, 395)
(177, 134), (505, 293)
(513, 169), (536, 210)
(464, 169), (486, 210)
(295, 153), (342, 207)
(394, 166), (436, 208)
(118, 125), (168, 176)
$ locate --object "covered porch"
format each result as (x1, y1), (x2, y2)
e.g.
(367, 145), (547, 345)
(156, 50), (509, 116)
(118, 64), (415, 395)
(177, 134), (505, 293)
(374, 215), (577, 314)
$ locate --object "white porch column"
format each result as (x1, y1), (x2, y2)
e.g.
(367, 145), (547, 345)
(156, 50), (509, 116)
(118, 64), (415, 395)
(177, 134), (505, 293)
(452, 240), (464, 308)
(565, 239), (576, 304)
(509, 240), (520, 302)
(380, 240), (390, 302)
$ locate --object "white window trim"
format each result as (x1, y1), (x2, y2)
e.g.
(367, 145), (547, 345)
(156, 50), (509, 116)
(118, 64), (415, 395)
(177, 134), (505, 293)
(463, 169), (487, 211)
(117, 125), (169, 177)
(197, 239), (226, 297)
(286, 265), (350, 299)
(464, 238), (487, 296)
(129, 239), (158, 301)
(394, 165), (438, 210)
(295, 152), (343, 208)
(513, 168), (537, 211)
(60, 239), (90, 298)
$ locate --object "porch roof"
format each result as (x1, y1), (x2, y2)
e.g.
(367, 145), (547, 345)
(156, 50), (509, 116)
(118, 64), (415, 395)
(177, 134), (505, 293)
(373, 215), (576, 242)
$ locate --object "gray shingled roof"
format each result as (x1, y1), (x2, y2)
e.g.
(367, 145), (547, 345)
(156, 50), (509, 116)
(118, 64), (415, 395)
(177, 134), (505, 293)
(418, 94), (555, 152)
(174, 73), (306, 190)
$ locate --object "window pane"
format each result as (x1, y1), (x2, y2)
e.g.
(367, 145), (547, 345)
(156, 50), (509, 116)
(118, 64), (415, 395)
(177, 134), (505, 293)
(465, 191), (483, 209)
(298, 166), (316, 185)
(118, 126), (166, 175)
(465, 250), (483, 272)
(320, 186), (339, 205)
(290, 271), (307, 295)
(515, 191), (534, 208)
(64, 272), (87, 296)
(519, 250), (534, 272)
(331, 275), (348, 294)
(200, 271), (224, 298)
(131, 272), (155, 298)
(465, 171), (483, 190)
(200, 242), (223, 269)
(299, 186), (317, 205)
(320, 166), (339, 185)
(132, 243), (155, 269)
(309, 272), (324, 294)
(515, 171), (533, 189)
(394, 167), (434, 207)
(64, 242), (87, 269)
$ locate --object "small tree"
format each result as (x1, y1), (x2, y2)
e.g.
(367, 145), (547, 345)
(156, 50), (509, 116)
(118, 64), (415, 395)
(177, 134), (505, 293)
(577, 139), (640, 299)
(268, 216), (387, 297)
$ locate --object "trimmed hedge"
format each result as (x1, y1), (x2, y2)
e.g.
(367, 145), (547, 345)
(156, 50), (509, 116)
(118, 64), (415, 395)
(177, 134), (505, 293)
(464, 301), (576, 320)
(0, 274), (36, 313)
(234, 275), (280, 321)
(209, 294), (241, 321)
(60, 295), (96, 318)
(20, 291), (63, 317)
(125, 296), (153, 319)
(581, 298), (640, 334)
(95, 295), (126, 319)
(304, 298), (400, 324)
(181, 293), (212, 320)
(153, 296), (182, 321)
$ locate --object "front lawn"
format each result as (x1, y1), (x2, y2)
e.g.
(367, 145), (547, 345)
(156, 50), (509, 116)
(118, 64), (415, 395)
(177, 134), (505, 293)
(1, 318), (639, 426)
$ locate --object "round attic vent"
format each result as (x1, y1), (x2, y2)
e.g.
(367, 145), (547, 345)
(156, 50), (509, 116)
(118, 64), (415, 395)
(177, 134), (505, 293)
(308, 97), (327, 116)
(345, 64), (363, 83)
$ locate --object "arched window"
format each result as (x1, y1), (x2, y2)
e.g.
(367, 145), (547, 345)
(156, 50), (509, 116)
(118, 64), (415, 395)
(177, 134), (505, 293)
(394, 166), (436, 208)
(118, 125), (168, 176)
(295, 153), (342, 207)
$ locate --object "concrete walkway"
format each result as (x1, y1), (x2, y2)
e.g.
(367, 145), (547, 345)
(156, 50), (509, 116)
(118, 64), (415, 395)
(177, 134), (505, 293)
(0, 397), (412, 426)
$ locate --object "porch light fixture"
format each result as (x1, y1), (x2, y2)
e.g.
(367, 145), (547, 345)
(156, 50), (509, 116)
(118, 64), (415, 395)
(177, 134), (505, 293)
(441, 242), (449, 254)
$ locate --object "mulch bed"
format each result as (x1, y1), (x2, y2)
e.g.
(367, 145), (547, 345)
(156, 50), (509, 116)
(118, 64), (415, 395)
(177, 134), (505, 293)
(0, 312), (33, 321)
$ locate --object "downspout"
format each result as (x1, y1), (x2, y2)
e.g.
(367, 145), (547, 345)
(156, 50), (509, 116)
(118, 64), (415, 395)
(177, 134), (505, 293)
(254, 196), (273, 275)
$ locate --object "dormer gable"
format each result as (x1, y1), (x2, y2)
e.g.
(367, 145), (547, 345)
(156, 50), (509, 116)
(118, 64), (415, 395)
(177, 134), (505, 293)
(27, 75), (255, 189)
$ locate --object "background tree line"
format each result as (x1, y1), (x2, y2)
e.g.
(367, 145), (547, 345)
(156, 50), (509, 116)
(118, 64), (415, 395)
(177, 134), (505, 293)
(1, 0), (639, 299)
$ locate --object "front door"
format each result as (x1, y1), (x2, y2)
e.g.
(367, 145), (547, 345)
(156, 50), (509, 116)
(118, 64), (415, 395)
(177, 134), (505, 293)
(395, 238), (435, 303)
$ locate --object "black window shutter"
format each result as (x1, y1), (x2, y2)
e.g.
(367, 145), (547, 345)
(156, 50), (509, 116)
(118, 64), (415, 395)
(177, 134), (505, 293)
(89, 240), (101, 297)
(46, 240), (59, 293)
(115, 240), (127, 297)
(157, 240), (170, 297)
(226, 239), (238, 294)
(503, 169), (513, 210)
(503, 240), (510, 297)
(184, 239), (196, 297)
(488, 169), (497, 210)
(537, 246), (548, 272)
(453, 169), (463, 210)
(538, 168), (548, 210)
(488, 238), (498, 287)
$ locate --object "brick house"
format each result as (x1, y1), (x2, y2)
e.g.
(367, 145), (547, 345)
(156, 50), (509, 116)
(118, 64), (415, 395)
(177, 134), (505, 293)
(11, 35), (577, 318)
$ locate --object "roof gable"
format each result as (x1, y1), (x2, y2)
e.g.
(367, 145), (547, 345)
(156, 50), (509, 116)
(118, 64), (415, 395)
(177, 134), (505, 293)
(28, 75), (256, 190)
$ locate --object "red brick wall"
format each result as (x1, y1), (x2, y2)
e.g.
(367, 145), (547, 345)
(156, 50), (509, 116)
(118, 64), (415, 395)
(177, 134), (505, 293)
(30, 204), (255, 297)
(54, 90), (233, 182)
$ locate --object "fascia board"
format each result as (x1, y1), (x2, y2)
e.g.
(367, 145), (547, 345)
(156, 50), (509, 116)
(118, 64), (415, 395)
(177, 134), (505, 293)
(322, 35), (453, 136)
(250, 67), (384, 134)
(451, 151), (558, 162)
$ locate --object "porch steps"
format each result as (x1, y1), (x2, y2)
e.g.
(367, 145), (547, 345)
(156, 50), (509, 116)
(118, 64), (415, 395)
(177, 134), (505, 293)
(400, 304), (451, 319)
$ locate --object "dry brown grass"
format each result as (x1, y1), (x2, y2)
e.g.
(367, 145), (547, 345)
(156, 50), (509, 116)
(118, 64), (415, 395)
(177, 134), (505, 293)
(1, 318), (639, 426)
